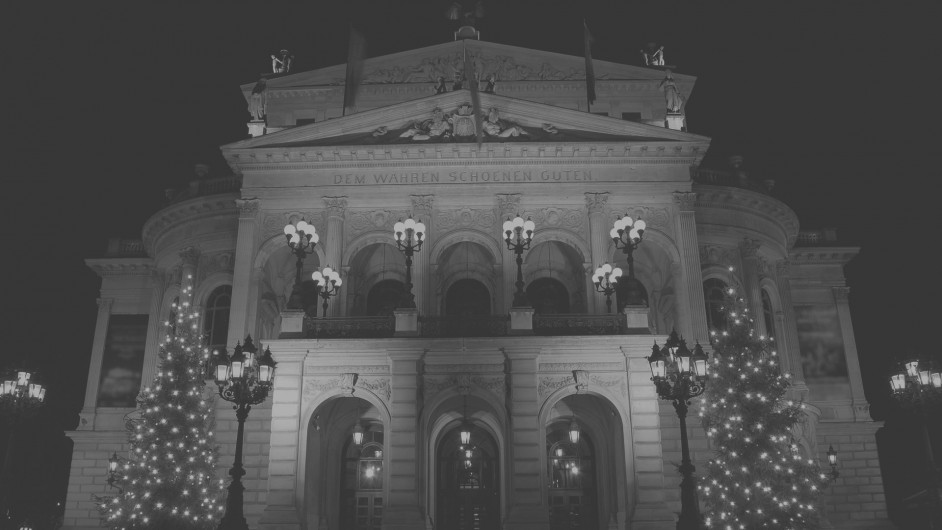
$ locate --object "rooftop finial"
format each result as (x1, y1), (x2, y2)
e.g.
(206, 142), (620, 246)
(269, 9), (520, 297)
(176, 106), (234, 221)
(447, 2), (484, 40)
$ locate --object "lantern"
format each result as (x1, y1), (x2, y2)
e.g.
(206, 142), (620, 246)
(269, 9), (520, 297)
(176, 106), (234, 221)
(889, 372), (906, 392)
(352, 423), (365, 446)
(691, 343), (709, 377)
(647, 343), (667, 379)
(568, 420), (581, 444)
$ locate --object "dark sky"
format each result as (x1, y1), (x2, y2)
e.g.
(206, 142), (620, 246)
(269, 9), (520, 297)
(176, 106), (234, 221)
(2, 0), (939, 523)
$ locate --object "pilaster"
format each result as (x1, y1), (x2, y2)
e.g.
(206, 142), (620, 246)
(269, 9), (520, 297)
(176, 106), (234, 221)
(139, 271), (168, 390)
(772, 260), (804, 383)
(738, 238), (766, 337)
(227, 199), (261, 347)
(80, 297), (114, 426)
(383, 348), (425, 530)
(323, 197), (347, 317)
(410, 195), (434, 315)
(586, 192), (610, 315)
(671, 192), (708, 344)
(832, 286), (869, 420)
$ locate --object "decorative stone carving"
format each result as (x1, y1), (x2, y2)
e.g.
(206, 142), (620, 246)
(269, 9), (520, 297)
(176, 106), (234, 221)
(427, 363), (506, 373)
(590, 375), (627, 397)
(323, 197), (348, 218)
(179, 246), (200, 268)
(521, 207), (586, 239)
(198, 252), (234, 282)
(496, 194), (522, 217)
(539, 362), (624, 372)
(699, 245), (736, 267)
(435, 208), (498, 232)
(411, 195), (434, 213)
(616, 206), (671, 233)
(310, 364), (390, 374)
(302, 377), (341, 401)
(739, 238), (760, 259)
(584, 193), (609, 214)
(573, 370), (589, 394)
(756, 256), (770, 279)
(356, 377), (392, 402)
(346, 209), (411, 237)
(457, 373), (472, 395)
(263, 211), (326, 240)
(672, 191), (697, 211)
(339, 373), (358, 394)
(236, 198), (260, 217)
(422, 373), (507, 404)
(775, 259), (791, 278)
(359, 52), (594, 85)
(538, 375), (575, 398)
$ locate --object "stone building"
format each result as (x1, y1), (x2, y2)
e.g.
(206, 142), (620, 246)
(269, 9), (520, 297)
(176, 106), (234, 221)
(64, 38), (888, 529)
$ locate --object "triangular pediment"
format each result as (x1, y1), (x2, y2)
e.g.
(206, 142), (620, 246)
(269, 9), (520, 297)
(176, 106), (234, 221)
(225, 90), (709, 151)
(243, 39), (694, 94)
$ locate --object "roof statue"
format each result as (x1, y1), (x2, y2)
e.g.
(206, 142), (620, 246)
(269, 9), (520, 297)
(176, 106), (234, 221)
(641, 42), (666, 67)
(271, 49), (294, 74)
(659, 70), (685, 114)
(447, 1), (484, 40)
(248, 78), (267, 121)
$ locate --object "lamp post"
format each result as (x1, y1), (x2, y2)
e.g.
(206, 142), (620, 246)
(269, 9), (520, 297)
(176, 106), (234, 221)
(284, 219), (319, 309)
(647, 331), (709, 530)
(213, 336), (276, 530)
(502, 215), (535, 307)
(889, 357), (942, 527)
(592, 263), (623, 314)
(610, 214), (647, 306)
(0, 369), (46, 526)
(310, 267), (342, 317)
(393, 216), (426, 309)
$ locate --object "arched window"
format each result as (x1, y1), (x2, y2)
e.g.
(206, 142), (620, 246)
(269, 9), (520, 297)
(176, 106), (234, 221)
(445, 279), (491, 316)
(203, 286), (231, 353)
(703, 278), (728, 333)
(527, 277), (570, 314)
(761, 288), (776, 340)
(366, 280), (405, 316)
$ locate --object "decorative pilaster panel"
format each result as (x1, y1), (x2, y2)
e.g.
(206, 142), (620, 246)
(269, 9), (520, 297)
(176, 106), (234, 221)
(497, 194), (521, 311)
(227, 199), (261, 347)
(772, 260), (803, 382)
(140, 271), (169, 390)
(504, 346), (549, 530)
(738, 238), (766, 337)
(384, 348), (425, 529)
(672, 192), (708, 344)
(832, 286), (869, 420)
(586, 192), (610, 314)
(81, 297), (114, 422)
(323, 197), (347, 316)
(410, 195), (433, 314)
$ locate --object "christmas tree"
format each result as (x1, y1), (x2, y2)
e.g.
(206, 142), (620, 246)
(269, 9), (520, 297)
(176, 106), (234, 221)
(97, 280), (225, 528)
(698, 281), (831, 529)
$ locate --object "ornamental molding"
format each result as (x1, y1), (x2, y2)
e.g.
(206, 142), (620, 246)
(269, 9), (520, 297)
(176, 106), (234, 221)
(259, 80), (678, 99)
(589, 374), (628, 398)
(179, 246), (200, 267)
(423, 374), (506, 405)
(832, 286), (851, 301)
(692, 185), (799, 247)
(739, 238), (761, 259)
(584, 192), (609, 214)
(756, 255), (770, 279)
(237, 198), (260, 217)
(775, 259), (790, 277)
(306, 364), (390, 374)
(496, 194), (522, 217)
(538, 375), (575, 398)
(672, 191), (697, 211)
(346, 209), (413, 238)
(699, 245), (736, 267)
(142, 198), (240, 256)
(301, 375), (391, 403)
(610, 205), (671, 234)
(425, 363), (506, 374)
(788, 248), (859, 265)
(85, 258), (156, 276)
(435, 208), (498, 234)
(356, 376), (392, 402)
(411, 194), (435, 213)
(323, 196), (348, 217)
(262, 211), (327, 240)
(197, 251), (234, 283)
(519, 207), (586, 240)
(539, 362), (624, 372)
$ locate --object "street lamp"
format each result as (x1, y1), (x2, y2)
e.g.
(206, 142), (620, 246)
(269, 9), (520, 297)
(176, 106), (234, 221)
(826, 445), (840, 479)
(888, 357), (942, 527)
(393, 216), (426, 309)
(106, 452), (123, 491)
(284, 219), (319, 309)
(502, 214), (535, 307)
(310, 267), (342, 317)
(610, 213), (647, 306)
(647, 335), (709, 530)
(1, 369), (46, 526)
(213, 336), (276, 530)
(592, 263), (623, 314)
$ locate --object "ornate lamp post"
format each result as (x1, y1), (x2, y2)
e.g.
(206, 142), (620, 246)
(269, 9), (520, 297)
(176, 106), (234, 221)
(393, 216), (426, 308)
(284, 219), (319, 309)
(502, 215), (535, 307)
(213, 336), (276, 530)
(647, 331), (709, 530)
(310, 267), (342, 317)
(0, 369), (46, 525)
(610, 214), (647, 306)
(592, 263), (623, 314)
(889, 357), (942, 526)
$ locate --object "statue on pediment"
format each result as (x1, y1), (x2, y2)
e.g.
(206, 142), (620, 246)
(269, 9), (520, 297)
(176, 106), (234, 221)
(450, 103), (477, 137)
(271, 49), (293, 74)
(400, 107), (452, 141)
(641, 43), (665, 67)
(539, 62), (567, 80)
(482, 74), (496, 93)
(659, 70), (684, 113)
(435, 76), (448, 94)
(483, 108), (528, 138)
(248, 78), (267, 121)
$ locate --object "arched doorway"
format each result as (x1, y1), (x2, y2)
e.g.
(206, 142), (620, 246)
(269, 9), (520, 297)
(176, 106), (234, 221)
(445, 279), (491, 316)
(341, 429), (385, 530)
(547, 425), (598, 530)
(436, 424), (500, 529)
(366, 279), (404, 316)
(527, 277), (570, 314)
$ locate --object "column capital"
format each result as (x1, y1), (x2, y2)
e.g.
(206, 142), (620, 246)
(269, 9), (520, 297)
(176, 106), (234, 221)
(410, 194), (434, 214)
(739, 238), (761, 259)
(672, 191), (697, 211)
(236, 198), (260, 218)
(775, 259), (791, 277)
(584, 192), (610, 214)
(832, 286), (850, 302)
(496, 193), (522, 218)
(96, 297), (114, 310)
(323, 196), (348, 218)
(178, 246), (200, 267)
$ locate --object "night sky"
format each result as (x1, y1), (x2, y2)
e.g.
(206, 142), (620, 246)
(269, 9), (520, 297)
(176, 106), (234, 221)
(2, 1), (939, 526)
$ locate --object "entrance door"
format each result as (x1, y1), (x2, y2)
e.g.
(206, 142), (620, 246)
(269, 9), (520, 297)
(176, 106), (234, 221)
(341, 433), (384, 530)
(437, 425), (499, 530)
(548, 434), (597, 530)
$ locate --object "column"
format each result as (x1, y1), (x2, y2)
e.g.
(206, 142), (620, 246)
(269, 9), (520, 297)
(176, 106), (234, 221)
(245, 267), (264, 338)
(410, 195), (434, 314)
(738, 238), (766, 337)
(585, 192), (610, 314)
(772, 260), (805, 385)
(140, 271), (170, 388)
(323, 197), (347, 316)
(832, 286), (869, 420)
(80, 297), (114, 424)
(671, 192), (709, 344)
(497, 194), (522, 311)
(503, 346), (549, 530)
(384, 348), (425, 530)
(227, 199), (261, 347)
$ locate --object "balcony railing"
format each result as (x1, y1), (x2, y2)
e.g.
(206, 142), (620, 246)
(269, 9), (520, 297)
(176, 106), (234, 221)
(795, 228), (839, 246)
(419, 315), (510, 338)
(690, 167), (774, 195)
(165, 175), (243, 204)
(304, 315), (395, 339)
(533, 314), (631, 335)
(104, 238), (147, 258)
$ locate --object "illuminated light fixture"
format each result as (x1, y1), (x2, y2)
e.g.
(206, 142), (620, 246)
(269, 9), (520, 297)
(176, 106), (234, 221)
(460, 423), (472, 446)
(647, 343), (667, 379)
(393, 215), (427, 308)
(568, 420), (581, 444)
(502, 214), (536, 307)
(889, 372), (906, 392)
(352, 423), (365, 446)
(904, 358), (919, 377)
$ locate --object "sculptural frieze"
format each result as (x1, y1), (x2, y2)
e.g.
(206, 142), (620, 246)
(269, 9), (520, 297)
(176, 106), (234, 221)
(359, 52), (597, 85)
(346, 209), (411, 237)
(613, 206), (670, 233)
(538, 375), (575, 398)
(435, 208), (498, 232)
(356, 377), (391, 402)
(197, 252), (234, 283)
(519, 207), (586, 239)
(263, 211), (325, 240)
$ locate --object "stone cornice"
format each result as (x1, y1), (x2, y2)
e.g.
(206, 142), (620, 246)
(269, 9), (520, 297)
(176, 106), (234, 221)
(85, 257), (156, 277)
(141, 195), (240, 258)
(693, 184), (799, 249)
(788, 246), (860, 265)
